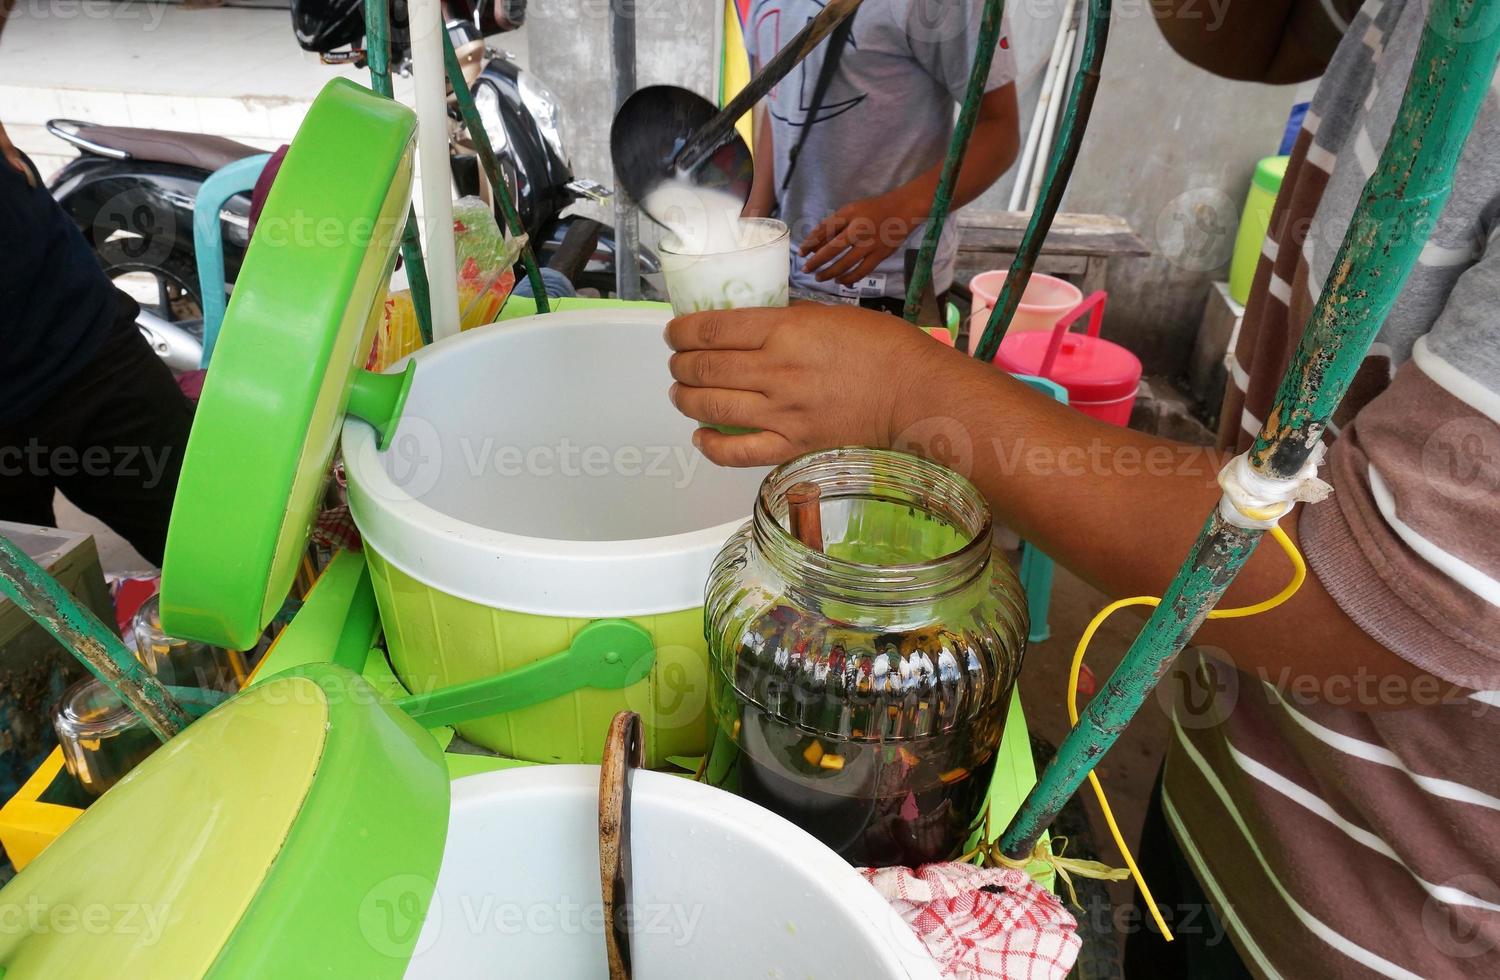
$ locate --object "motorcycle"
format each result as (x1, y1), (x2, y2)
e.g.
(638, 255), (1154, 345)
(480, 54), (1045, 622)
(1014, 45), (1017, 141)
(295, 0), (657, 295)
(46, 0), (655, 372)
(45, 118), (254, 371)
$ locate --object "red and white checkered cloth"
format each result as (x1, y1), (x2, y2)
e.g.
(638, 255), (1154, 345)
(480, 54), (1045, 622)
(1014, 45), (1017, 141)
(861, 863), (1080, 980)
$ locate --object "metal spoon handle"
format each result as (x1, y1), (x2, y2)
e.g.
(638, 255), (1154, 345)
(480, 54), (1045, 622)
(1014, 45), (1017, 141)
(676, 0), (866, 173)
(600, 711), (645, 980)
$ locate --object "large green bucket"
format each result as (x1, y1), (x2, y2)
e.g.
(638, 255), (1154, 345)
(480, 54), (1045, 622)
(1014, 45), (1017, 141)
(343, 306), (768, 768)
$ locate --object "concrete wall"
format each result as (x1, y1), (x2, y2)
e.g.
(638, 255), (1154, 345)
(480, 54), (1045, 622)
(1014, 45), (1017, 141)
(526, 0), (720, 231)
(531, 2), (1298, 376)
(1038, 9), (1297, 376)
(974, 5), (1297, 376)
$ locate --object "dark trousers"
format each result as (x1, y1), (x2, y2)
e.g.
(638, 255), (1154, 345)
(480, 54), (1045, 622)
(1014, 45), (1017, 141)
(1123, 772), (1254, 978)
(0, 324), (193, 566)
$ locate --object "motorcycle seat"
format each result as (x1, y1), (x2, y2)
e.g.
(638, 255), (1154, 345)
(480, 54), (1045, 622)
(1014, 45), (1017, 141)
(47, 119), (263, 173)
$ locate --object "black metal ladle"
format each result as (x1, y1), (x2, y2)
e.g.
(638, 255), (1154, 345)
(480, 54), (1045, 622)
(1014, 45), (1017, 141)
(609, 0), (866, 225)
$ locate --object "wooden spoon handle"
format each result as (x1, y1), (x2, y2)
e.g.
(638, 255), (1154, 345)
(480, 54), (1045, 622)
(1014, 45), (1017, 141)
(599, 711), (644, 980)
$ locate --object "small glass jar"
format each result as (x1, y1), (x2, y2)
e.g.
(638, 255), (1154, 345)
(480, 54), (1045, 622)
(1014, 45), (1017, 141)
(54, 678), (161, 798)
(133, 594), (242, 693)
(703, 448), (1028, 867)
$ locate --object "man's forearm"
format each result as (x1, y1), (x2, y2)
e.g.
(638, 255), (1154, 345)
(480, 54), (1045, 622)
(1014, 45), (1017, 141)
(887, 85), (1020, 221)
(663, 298), (1451, 705)
(890, 349), (1450, 700)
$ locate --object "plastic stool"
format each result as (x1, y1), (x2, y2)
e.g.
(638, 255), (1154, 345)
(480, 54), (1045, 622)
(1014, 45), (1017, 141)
(1014, 373), (1066, 644)
(194, 153), (272, 367)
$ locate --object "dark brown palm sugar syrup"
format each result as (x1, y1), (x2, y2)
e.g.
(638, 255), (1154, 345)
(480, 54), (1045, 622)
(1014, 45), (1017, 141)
(702, 449), (1028, 868)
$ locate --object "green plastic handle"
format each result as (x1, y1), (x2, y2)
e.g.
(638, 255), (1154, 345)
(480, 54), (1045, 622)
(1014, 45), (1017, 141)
(346, 362), (416, 452)
(391, 619), (656, 730)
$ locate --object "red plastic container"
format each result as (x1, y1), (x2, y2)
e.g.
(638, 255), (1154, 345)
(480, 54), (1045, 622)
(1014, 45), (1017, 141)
(992, 291), (1141, 427)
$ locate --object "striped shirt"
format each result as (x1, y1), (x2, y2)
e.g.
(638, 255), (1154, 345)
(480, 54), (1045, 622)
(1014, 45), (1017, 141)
(1166, 1), (1500, 976)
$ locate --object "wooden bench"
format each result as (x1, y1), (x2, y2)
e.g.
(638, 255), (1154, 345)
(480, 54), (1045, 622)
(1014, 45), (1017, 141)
(954, 211), (1150, 296)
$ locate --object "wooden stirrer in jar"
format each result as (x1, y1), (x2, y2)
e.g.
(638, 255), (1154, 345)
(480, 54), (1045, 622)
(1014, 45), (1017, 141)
(786, 482), (824, 553)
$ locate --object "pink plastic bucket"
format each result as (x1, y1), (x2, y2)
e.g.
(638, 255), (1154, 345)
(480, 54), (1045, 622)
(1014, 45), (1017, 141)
(966, 272), (1083, 348)
(992, 291), (1141, 427)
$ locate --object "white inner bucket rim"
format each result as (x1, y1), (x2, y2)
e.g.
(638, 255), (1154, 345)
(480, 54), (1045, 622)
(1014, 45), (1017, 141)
(340, 309), (765, 617)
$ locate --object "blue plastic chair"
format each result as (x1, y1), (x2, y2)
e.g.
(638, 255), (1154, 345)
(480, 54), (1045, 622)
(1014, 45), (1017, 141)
(194, 153), (272, 367)
(1014, 374), (1067, 644)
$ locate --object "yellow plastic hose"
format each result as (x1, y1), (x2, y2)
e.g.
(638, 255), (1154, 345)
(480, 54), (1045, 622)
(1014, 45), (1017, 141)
(1068, 524), (1306, 941)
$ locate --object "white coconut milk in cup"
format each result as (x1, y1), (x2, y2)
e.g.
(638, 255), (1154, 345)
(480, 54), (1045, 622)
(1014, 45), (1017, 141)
(650, 184), (790, 315)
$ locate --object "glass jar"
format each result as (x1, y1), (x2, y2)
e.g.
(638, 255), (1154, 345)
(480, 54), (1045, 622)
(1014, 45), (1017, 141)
(54, 678), (161, 798)
(133, 593), (243, 693)
(703, 448), (1028, 867)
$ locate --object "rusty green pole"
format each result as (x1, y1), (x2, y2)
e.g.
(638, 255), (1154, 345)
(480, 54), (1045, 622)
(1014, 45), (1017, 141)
(365, 0), (435, 344)
(902, 0), (1006, 323)
(971, 0), (1110, 362)
(441, 28), (552, 313)
(0, 535), (191, 742)
(1002, 0), (1500, 857)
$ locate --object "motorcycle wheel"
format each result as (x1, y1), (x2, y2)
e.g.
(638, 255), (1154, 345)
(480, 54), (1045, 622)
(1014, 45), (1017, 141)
(96, 239), (206, 339)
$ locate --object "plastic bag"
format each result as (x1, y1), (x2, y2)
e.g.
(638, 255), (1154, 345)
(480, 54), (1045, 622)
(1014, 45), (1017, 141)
(368, 197), (524, 370)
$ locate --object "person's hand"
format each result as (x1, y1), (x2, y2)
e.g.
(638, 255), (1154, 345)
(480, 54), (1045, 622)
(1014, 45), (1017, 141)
(666, 303), (958, 466)
(799, 186), (925, 287)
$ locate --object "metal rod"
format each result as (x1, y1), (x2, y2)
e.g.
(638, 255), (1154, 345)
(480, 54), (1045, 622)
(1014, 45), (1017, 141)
(613, 0), (642, 300)
(440, 27), (551, 313)
(410, 0), (462, 339)
(971, 0), (1111, 363)
(1002, 0), (1500, 857)
(902, 0), (1006, 322)
(0, 534), (190, 742)
(365, 0), (434, 344)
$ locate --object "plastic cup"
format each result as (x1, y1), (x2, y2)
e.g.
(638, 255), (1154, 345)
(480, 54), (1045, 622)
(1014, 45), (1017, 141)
(659, 217), (790, 317)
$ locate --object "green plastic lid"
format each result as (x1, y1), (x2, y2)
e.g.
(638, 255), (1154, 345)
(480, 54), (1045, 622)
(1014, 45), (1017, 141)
(1252, 155), (1290, 195)
(0, 664), (450, 978)
(160, 78), (417, 650)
